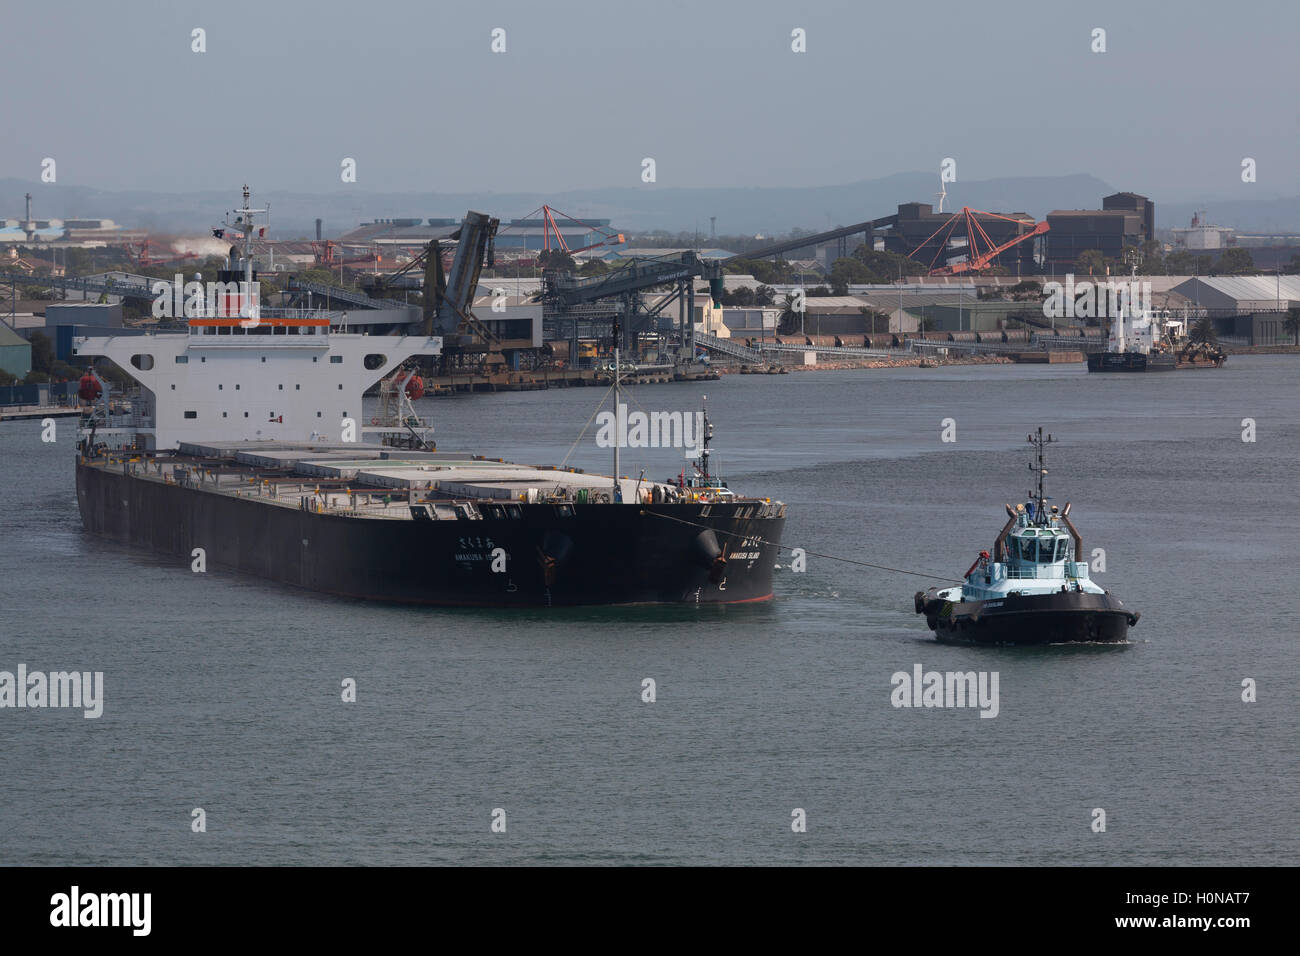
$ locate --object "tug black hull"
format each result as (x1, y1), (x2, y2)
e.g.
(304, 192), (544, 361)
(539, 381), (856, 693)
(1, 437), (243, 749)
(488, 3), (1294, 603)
(76, 462), (784, 607)
(915, 589), (1137, 645)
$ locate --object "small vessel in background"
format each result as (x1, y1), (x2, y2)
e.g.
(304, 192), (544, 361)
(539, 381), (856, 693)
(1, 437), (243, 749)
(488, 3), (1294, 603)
(1087, 306), (1226, 372)
(914, 429), (1139, 644)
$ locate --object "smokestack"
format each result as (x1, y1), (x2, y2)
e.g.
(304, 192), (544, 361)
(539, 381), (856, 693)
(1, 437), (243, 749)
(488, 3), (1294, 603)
(315, 218), (322, 241)
(25, 192), (32, 224)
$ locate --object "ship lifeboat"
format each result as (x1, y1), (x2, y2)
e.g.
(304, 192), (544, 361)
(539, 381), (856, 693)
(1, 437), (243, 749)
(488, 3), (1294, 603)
(404, 375), (425, 401)
(78, 372), (102, 403)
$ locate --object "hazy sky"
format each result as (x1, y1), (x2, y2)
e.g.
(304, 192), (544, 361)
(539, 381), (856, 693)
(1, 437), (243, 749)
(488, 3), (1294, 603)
(3, 0), (1297, 201)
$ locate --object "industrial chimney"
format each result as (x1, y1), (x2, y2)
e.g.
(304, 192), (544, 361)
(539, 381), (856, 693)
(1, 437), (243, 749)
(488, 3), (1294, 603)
(315, 218), (322, 241)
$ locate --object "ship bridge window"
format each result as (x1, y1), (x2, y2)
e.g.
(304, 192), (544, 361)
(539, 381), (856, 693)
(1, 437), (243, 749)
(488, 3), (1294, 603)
(130, 354), (155, 371)
(1036, 537), (1066, 563)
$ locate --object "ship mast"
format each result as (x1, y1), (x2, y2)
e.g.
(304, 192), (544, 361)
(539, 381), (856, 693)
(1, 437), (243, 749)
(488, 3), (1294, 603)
(612, 311), (620, 500)
(1027, 427), (1055, 525)
(225, 184), (266, 325)
(698, 395), (712, 483)
(243, 185), (253, 301)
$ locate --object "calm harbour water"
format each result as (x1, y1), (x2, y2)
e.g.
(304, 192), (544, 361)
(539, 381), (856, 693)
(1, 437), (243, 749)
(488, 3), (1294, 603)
(1, 356), (1296, 865)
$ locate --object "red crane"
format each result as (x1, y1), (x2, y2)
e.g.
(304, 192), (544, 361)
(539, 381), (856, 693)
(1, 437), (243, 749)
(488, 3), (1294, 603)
(907, 207), (1049, 276)
(127, 238), (200, 269)
(312, 240), (382, 267)
(509, 205), (625, 256)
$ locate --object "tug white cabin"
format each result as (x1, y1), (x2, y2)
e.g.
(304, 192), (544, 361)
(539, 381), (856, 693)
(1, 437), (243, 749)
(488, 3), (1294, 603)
(931, 429), (1105, 607)
(941, 501), (1105, 606)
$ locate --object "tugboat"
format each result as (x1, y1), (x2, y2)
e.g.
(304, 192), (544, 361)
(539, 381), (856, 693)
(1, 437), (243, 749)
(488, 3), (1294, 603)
(914, 429), (1139, 644)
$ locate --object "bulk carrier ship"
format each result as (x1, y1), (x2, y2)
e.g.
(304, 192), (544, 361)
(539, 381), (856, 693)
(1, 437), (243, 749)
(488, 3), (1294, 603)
(72, 188), (785, 606)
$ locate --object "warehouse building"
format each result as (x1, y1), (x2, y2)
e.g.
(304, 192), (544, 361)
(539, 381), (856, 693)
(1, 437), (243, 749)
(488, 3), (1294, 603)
(1170, 275), (1300, 344)
(0, 323), (32, 379)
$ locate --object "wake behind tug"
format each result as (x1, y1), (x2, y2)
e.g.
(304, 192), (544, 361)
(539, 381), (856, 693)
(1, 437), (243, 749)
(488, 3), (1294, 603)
(914, 429), (1138, 644)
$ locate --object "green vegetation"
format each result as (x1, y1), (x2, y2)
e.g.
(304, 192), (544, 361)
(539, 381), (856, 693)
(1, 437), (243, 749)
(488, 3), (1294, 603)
(1075, 250), (1106, 275)
(778, 293), (802, 335)
(1190, 316), (1218, 345)
(1285, 307), (1300, 345)
(28, 331), (54, 374)
(850, 246), (928, 281)
(537, 249), (577, 273)
(717, 285), (775, 307)
(1165, 251), (1213, 275)
(724, 257), (797, 285)
(1214, 248), (1256, 275)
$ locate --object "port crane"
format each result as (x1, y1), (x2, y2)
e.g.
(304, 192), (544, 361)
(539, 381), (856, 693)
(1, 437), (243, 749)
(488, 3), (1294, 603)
(125, 239), (200, 269)
(311, 240), (382, 268)
(541, 213), (906, 362)
(514, 205), (626, 256)
(906, 207), (1049, 275)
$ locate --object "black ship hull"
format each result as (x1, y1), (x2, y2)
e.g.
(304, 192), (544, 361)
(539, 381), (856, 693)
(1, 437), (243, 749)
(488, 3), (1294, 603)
(915, 589), (1137, 645)
(1087, 351), (1175, 372)
(76, 462), (784, 607)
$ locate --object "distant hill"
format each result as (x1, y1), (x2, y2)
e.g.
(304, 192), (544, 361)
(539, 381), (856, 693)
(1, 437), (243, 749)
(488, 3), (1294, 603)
(3, 174), (1298, 238)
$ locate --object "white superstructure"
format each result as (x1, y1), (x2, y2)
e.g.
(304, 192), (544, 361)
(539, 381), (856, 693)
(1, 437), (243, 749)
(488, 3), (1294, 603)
(73, 185), (441, 451)
(74, 324), (441, 449)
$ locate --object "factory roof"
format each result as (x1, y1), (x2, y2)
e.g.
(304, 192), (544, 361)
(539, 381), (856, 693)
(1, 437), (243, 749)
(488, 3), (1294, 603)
(613, 247), (734, 259)
(0, 323), (32, 347)
(1171, 275), (1300, 304)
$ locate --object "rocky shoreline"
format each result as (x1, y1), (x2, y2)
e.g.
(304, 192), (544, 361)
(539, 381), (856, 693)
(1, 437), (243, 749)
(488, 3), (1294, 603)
(717, 354), (1015, 374)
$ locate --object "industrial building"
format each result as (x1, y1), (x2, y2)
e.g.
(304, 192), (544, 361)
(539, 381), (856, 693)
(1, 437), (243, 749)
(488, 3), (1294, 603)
(0, 323), (32, 379)
(1045, 192), (1155, 270)
(340, 215), (626, 255)
(881, 203), (1039, 274)
(1, 194), (142, 246)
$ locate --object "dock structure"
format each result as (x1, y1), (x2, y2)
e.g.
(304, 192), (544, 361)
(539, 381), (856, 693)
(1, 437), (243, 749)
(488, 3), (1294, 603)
(0, 404), (82, 421)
